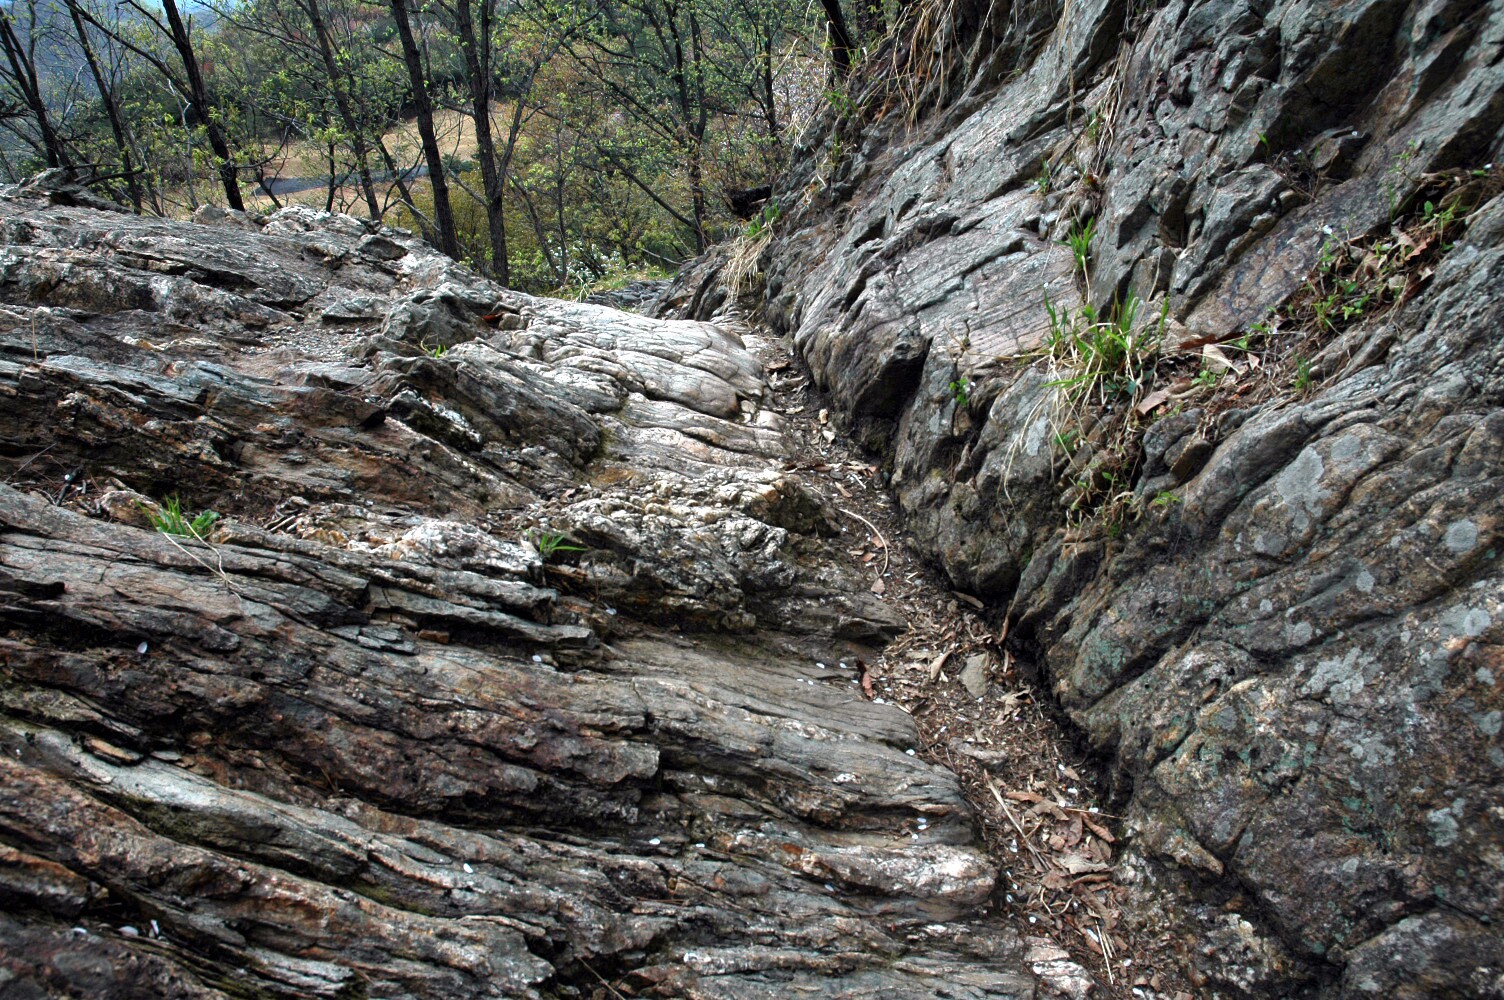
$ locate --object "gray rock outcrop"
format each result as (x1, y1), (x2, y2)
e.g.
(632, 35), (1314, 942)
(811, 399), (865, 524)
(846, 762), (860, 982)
(669, 0), (1504, 995)
(0, 190), (1035, 997)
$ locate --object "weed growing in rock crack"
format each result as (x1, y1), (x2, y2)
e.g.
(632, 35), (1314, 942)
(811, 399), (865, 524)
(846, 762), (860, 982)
(1151, 489), (1182, 509)
(743, 199), (781, 239)
(144, 495), (220, 540)
(424, 342), (447, 358)
(947, 378), (972, 407)
(1038, 292), (1169, 528)
(1383, 139), (1423, 220)
(1293, 356), (1313, 393)
(1044, 292), (1167, 407)
(1083, 108), (1104, 143)
(528, 530), (586, 560)
(1033, 164), (1053, 195)
(1062, 217), (1096, 276)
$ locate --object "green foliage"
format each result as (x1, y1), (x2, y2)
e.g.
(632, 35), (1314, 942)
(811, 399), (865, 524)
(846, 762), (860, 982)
(1045, 292), (1167, 405)
(744, 199), (782, 239)
(145, 495), (221, 540)
(1083, 108), (1104, 143)
(3, 0), (830, 290)
(1033, 163), (1053, 195)
(1293, 355), (1313, 393)
(528, 529), (586, 560)
(947, 378), (971, 407)
(1063, 217), (1095, 276)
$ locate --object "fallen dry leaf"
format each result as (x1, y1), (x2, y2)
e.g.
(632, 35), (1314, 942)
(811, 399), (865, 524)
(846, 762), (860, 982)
(1134, 386), (1171, 416)
(1201, 343), (1241, 374)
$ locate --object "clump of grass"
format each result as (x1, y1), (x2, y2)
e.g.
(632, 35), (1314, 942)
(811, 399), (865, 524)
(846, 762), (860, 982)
(527, 529), (586, 560)
(1062, 217), (1095, 277)
(1045, 292), (1167, 407)
(145, 495), (220, 540)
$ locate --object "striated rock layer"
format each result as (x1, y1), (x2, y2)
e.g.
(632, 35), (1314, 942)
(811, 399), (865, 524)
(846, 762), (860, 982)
(0, 182), (1036, 998)
(672, 0), (1504, 995)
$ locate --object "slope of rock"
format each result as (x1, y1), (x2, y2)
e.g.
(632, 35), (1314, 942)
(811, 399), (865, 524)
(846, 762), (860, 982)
(668, 1), (1504, 996)
(0, 178), (1037, 998)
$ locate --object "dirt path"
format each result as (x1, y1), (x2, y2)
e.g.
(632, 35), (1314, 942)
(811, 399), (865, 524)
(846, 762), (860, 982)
(732, 316), (1196, 1000)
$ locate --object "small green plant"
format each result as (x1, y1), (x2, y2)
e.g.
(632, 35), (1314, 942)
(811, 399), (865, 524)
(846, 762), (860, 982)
(145, 495), (220, 540)
(744, 199), (782, 239)
(1033, 163), (1053, 195)
(1083, 108), (1104, 143)
(1150, 489), (1182, 509)
(1383, 139), (1423, 219)
(947, 378), (971, 407)
(1063, 217), (1096, 277)
(824, 85), (855, 120)
(528, 530), (586, 560)
(1044, 292), (1167, 405)
(1193, 366), (1222, 389)
(1293, 355), (1313, 393)
(427, 342), (447, 358)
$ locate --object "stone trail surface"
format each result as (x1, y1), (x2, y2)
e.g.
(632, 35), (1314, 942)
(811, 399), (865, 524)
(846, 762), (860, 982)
(0, 179), (1036, 998)
(661, 0), (1504, 996)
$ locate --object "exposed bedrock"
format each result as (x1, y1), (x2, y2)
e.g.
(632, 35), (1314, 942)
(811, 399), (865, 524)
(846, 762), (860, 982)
(0, 184), (1036, 998)
(664, 0), (1504, 995)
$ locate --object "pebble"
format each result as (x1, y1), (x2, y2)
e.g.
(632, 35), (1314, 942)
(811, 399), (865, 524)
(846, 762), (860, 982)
(462, 863), (474, 874)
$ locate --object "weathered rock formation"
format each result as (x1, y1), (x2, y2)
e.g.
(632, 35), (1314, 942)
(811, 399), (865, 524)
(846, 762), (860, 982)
(668, 0), (1504, 996)
(0, 181), (1040, 997)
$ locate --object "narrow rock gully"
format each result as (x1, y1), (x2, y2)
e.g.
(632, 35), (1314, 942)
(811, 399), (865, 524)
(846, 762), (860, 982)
(726, 313), (1193, 1000)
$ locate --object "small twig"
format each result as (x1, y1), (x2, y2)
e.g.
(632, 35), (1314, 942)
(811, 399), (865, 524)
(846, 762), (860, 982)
(838, 506), (889, 576)
(2, 444), (53, 485)
(1098, 916), (1115, 985)
(159, 530), (246, 614)
(986, 776), (1048, 870)
(576, 958), (628, 1000)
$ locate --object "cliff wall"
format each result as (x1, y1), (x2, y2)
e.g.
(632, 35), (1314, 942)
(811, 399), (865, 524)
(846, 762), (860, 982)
(681, 0), (1504, 994)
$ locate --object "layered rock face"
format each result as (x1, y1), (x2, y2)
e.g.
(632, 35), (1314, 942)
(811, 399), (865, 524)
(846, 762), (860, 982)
(698, 0), (1504, 995)
(0, 182), (1036, 998)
